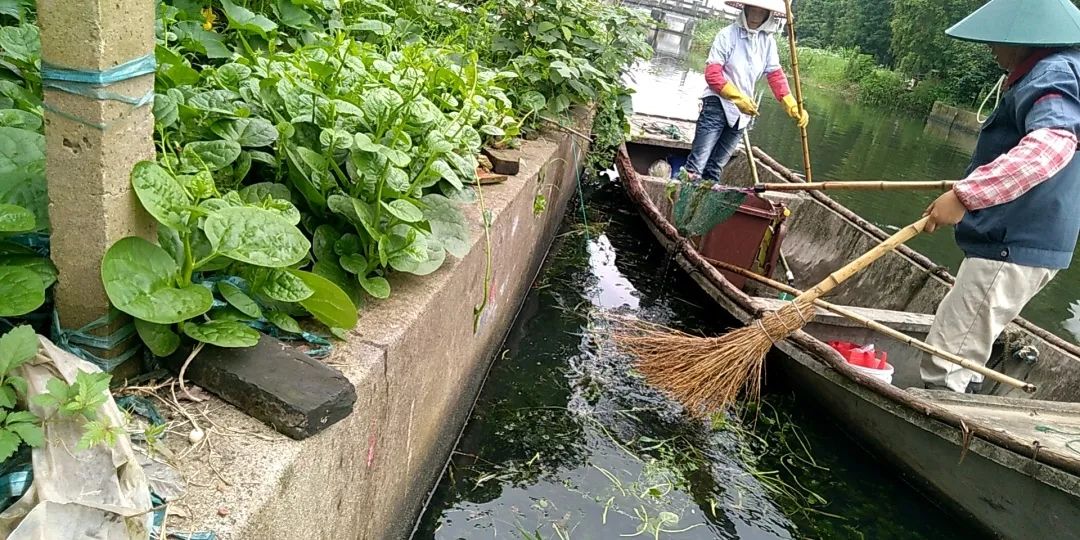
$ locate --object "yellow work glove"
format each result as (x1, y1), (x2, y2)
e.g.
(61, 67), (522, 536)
(718, 82), (758, 116)
(782, 95), (810, 128)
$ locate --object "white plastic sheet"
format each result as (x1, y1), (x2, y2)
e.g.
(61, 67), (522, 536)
(0, 336), (152, 539)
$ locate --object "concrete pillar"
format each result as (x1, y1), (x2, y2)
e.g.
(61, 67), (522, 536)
(37, 1), (156, 356)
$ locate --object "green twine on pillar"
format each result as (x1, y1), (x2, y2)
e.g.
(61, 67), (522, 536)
(51, 308), (140, 372)
(40, 53), (156, 130)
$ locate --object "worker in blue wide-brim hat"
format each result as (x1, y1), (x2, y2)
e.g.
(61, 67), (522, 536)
(922, 0), (1080, 393)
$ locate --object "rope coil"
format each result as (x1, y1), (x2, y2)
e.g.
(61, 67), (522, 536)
(1034, 424), (1080, 455)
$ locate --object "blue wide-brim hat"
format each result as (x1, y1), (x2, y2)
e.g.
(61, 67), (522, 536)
(946, 0), (1080, 46)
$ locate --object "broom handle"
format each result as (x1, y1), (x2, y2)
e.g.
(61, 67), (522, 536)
(784, 0), (812, 183)
(797, 216), (930, 304)
(707, 258), (1036, 392)
(754, 181), (956, 192)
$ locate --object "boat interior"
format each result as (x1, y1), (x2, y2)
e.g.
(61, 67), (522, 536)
(621, 114), (1080, 462)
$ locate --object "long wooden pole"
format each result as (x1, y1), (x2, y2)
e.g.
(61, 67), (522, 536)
(797, 216), (929, 304)
(753, 180), (957, 192)
(705, 258), (1036, 392)
(784, 0), (812, 182)
(744, 130), (761, 185)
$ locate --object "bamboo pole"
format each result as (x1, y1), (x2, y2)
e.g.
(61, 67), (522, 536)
(752, 180), (957, 192)
(705, 258), (1036, 392)
(743, 130), (761, 185)
(783, 0), (812, 182)
(797, 217), (929, 303)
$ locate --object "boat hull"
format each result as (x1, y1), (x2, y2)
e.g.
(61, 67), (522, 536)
(614, 125), (1080, 539)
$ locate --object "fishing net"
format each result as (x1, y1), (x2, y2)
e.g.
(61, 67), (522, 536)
(670, 175), (749, 236)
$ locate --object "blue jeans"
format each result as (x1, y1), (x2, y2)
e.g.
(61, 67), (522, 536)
(685, 96), (743, 182)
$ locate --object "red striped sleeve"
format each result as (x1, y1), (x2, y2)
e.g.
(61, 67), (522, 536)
(953, 127), (1077, 210)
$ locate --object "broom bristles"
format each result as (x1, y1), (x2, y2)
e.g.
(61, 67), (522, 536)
(610, 299), (815, 416)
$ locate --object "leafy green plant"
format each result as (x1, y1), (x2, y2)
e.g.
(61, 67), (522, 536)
(0, 325), (121, 460)
(0, 0), (653, 359)
(101, 161), (356, 356)
(31, 369), (123, 451)
(475, 0), (652, 124)
(0, 20), (51, 321)
(32, 371), (111, 421)
(0, 325), (41, 460)
(0, 201), (53, 317)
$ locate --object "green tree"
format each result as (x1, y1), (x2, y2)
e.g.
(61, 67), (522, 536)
(794, 0), (843, 48)
(850, 0), (894, 64)
(890, 0), (1000, 106)
(890, 0), (977, 76)
(795, 0), (892, 64)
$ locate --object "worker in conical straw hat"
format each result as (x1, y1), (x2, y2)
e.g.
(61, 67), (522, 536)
(683, 0), (809, 182)
(921, 0), (1080, 393)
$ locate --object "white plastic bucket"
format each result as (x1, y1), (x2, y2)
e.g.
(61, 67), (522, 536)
(849, 362), (894, 385)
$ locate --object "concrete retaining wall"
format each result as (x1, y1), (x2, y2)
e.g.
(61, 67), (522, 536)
(927, 101), (982, 134)
(163, 110), (593, 540)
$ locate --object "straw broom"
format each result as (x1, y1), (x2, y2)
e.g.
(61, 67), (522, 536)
(614, 215), (931, 417)
(705, 257), (1036, 393)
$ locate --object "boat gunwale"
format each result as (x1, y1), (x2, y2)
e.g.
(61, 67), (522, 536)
(613, 139), (1080, 478)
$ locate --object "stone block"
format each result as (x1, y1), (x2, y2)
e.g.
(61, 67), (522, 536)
(477, 170), (509, 185)
(164, 336), (356, 440)
(482, 147), (521, 176)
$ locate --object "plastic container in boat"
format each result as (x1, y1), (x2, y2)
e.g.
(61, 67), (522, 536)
(828, 340), (893, 384)
(697, 194), (787, 290)
(848, 361), (894, 384)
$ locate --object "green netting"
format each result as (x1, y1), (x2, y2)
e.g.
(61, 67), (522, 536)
(671, 180), (748, 236)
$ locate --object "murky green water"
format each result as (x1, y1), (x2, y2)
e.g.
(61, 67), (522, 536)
(414, 180), (980, 539)
(625, 57), (1080, 344)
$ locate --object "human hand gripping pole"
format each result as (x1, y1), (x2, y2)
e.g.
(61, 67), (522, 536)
(718, 82), (759, 116)
(923, 189), (968, 233)
(782, 94), (810, 128)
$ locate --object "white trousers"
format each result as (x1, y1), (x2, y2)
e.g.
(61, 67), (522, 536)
(919, 257), (1058, 392)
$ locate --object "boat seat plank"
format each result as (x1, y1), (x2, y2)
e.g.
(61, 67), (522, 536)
(907, 389), (1080, 460)
(753, 296), (934, 334)
(629, 116), (696, 150)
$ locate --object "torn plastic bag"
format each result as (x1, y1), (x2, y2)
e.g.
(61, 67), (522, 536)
(0, 336), (153, 539)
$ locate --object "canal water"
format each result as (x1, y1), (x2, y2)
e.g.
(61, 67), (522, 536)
(413, 52), (1060, 538)
(625, 55), (1080, 344)
(414, 180), (980, 539)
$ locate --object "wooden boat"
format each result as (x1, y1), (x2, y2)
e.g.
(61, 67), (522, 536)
(615, 113), (1080, 539)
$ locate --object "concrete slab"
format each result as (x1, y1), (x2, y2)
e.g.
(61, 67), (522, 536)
(161, 336), (357, 440)
(157, 109), (594, 540)
(482, 146), (522, 176)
